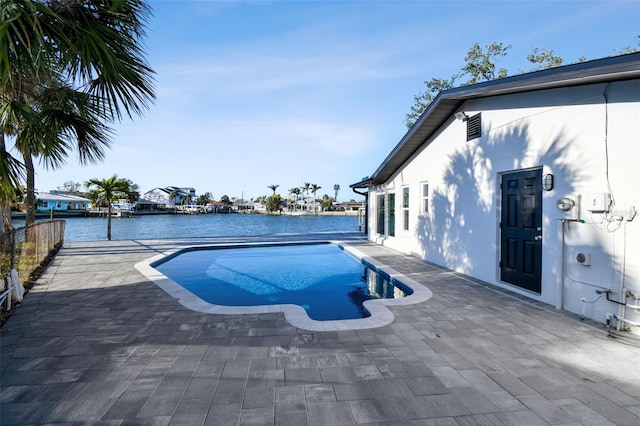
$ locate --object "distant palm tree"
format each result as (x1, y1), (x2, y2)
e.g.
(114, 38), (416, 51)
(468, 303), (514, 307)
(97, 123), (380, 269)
(289, 187), (300, 199)
(267, 184), (279, 195)
(169, 190), (179, 206)
(311, 184), (321, 198)
(311, 184), (322, 214)
(302, 182), (311, 197)
(86, 175), (130, 241)
(333, 184), (340, 203)
(288, 187), (300, 210)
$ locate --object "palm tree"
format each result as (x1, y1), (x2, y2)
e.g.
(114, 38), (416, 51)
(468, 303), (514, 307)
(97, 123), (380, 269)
(0, 134), (23, 232)
(288, 187), (300, 211)
(267, 184), (279, 195)
(86, 175), (130, 241)
(7, 76), (111, 225)
(333, 184), (340, 204)
(0, 0), (155, 227)
(311, 184), (321, 214)
(169, 190), (179, 207)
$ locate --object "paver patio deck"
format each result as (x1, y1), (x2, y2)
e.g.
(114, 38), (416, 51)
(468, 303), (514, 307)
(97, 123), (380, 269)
(1, 232), (639, 425)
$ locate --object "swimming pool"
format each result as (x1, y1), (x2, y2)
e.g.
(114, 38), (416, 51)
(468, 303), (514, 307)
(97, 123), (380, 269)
(135, 241), (433, 331)
(152, 243), (410, 321)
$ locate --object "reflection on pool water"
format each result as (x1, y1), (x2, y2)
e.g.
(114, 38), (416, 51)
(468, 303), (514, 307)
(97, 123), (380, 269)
(152, 242), (412, 321)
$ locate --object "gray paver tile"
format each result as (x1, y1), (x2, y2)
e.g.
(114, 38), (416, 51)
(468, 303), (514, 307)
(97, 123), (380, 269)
(452, 386), (500, 414)
(517, 394), (577, 424)
(349, 398), (398, 423)
(388, 395), (440, 420)
(275, 385), (306, 414)
(138, 392), (182, 418)
(239, 406), (274, 425)
(275, 411), (308, 426)
(244, 387), (275, 409)
(405, 375), (448, 396)
(494, 409), (549, 426)
(307, 401), (353, 425)
(304, 383), (336, 404)
(170, 398), (211, 425)
(586, 382), (640, 406)
(587, 400), (640, 425)
(3, 236), (640, 426)
(368, 378), (414, 398)
(453, 413), (504, 426)
(284, 367), (322, 385)
(334, 382), (374, 401)
(487, 372), (536, 396)
(205, 402), (242, 425)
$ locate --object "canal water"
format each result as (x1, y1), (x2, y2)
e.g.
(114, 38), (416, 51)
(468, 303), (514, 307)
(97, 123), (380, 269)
(12, 214), (361, 242)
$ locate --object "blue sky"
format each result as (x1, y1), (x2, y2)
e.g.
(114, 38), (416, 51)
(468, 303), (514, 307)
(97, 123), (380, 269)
(32, 0), (639, 202)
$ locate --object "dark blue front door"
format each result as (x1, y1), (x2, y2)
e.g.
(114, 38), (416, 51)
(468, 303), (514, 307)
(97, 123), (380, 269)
(500, 169), (543, 293)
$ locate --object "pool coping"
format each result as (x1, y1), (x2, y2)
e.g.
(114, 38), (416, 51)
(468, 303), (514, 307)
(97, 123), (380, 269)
(134, 240), (433, 331)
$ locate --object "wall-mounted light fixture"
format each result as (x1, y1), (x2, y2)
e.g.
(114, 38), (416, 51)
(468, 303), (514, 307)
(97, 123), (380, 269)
(542, 173), (554, 191)
(454, 111), (469, 121)
(556, 197), (575, 211)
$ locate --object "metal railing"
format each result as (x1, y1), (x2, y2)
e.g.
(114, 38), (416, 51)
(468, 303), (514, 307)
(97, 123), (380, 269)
(1, 220), (65, 311)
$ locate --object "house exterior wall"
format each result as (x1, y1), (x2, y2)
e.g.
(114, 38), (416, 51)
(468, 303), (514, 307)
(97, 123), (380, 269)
(37, 199), (88, 211)
(143, 188), (170, 206)
(368, 79), (639, 331)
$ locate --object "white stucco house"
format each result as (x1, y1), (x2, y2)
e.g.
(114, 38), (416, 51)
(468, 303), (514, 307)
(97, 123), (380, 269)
(142, 186), (196, 207)
(352, 53), (639, 334)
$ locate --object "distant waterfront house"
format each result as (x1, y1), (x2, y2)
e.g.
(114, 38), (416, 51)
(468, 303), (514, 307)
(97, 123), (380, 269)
(135, 198), (163, 212)
(36, 192), (89, 212)
(143, 186), (196, 207)
(352, 53), (640, 334)
(334, 201), (365, 211)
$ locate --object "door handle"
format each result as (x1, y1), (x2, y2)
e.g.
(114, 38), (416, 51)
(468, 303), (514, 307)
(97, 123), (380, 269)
(534, 235), (542, 241)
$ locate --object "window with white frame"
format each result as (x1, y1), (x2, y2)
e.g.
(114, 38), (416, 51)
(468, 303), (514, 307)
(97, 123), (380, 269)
(376, 194), (385, 235)
(421, 182), (429, 214)
(402, 187), (409, 231)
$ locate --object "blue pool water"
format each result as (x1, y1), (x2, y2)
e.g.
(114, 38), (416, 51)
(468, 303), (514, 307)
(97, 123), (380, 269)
(153, 243), (412, 321)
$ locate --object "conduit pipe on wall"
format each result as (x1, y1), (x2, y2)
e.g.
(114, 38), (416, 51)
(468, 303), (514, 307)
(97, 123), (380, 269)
(556, 219), (566, 310)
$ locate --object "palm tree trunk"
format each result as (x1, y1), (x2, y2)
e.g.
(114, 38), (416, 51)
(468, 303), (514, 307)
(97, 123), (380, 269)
(24, 151), (37, 227)
(0, 133), (15, 234)
(107, 203), (112, 240)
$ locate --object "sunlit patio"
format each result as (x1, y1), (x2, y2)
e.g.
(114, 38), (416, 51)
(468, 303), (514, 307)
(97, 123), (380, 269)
(1, 232), (639, 425)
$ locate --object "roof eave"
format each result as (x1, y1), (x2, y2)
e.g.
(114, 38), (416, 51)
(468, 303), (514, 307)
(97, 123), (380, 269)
(366, 52), (640, 186)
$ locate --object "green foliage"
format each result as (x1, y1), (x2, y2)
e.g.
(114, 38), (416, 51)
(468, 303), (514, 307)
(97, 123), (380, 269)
(462, 42), (511, 85)
(266, 194), (282, 213)
(527, 47), (564, 71)
(57, 181), (82, 195)
(613, 35), (640, 54)
(85, 174), (131, 240)
(197, 192), (213, 205)
(219, 194), (231, 205)
(321, 194), (332, 209)
(0, 0), (155, 227)
(404, 77), (456, 129)
(405, 42), (511, 129)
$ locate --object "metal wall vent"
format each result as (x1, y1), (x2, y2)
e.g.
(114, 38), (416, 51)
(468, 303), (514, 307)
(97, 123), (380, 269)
(466, 113), (481, 141)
